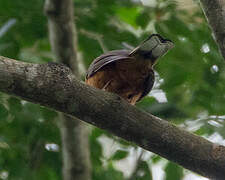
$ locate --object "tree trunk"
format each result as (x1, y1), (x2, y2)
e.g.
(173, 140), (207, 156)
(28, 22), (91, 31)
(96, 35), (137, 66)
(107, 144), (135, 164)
(44, 0), (91, 179)
(200, 0), (225, 61)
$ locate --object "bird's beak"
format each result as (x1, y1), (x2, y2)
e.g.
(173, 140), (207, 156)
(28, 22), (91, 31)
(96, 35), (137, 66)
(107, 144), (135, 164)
(129, 34), (174, 60)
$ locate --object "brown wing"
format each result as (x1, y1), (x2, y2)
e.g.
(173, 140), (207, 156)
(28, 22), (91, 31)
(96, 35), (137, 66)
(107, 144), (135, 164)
(86, 50), (133, 79)
(137, 70), (155, 102)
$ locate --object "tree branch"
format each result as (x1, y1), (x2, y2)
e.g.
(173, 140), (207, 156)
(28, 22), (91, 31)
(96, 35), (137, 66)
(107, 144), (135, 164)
(44, 0), (91, 179)
(0, 56), (225, 179)
(200, 0), (225, 60)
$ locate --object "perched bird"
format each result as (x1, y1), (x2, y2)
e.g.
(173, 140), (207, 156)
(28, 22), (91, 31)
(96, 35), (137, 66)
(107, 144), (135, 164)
(85, 34), (174, 105)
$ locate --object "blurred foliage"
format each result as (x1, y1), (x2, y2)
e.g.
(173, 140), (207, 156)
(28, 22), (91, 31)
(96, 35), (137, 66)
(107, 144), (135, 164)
(0, 0), (225, 179)
(164, 162), (183, 180)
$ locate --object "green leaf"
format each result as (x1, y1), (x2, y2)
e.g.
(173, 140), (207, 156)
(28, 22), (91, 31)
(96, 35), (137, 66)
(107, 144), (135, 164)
(93, 163), (124, 180)
(91, 128), (104, 139)
(90, 137), (103, 166)
(0, 104), (8, 119)
(138, 161), (153, 180)
(164, 162), (184, 180)
(151, 155), (161, 164)
(130, 161), (152, 180)
(7, 97), (22, 114)
(115, 7), (142, 28)
(40, 106), (57, 120)
(111, 150), (129, 160)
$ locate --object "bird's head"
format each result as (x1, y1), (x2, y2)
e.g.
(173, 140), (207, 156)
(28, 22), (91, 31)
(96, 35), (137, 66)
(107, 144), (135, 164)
(129, 34), (174, 65)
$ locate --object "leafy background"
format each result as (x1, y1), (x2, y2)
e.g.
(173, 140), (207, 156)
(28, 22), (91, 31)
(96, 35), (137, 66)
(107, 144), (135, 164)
(0, 0), (225, 179)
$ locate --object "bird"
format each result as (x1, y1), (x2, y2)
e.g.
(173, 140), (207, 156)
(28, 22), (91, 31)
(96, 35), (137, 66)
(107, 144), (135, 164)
(85, 34), (174, 105)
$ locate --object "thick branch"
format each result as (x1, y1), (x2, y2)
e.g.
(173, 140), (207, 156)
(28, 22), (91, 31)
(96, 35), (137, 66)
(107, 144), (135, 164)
(200, 0), (225, 60)
(0, 56), (225, 179)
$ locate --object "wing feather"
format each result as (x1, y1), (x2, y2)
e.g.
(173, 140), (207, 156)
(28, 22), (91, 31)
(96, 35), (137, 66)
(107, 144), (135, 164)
(86, 50), (132, 78)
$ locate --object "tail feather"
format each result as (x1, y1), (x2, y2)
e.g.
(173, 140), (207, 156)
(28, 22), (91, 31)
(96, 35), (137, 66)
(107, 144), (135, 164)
(129, 34), (174, 63)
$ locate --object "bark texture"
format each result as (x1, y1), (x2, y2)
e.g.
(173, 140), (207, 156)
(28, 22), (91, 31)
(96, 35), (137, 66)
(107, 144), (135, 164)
(44, 0), (91, 180)
(200, 0), (225, 60)
(0, 56), (225, 179)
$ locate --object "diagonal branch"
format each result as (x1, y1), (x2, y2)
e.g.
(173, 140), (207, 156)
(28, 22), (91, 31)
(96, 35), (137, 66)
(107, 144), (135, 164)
(200, 0), (225, 60)
(0, 55), (225, 179)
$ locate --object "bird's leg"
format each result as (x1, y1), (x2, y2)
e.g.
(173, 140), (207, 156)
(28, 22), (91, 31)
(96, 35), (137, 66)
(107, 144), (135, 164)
(102, 80), (112, 90)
